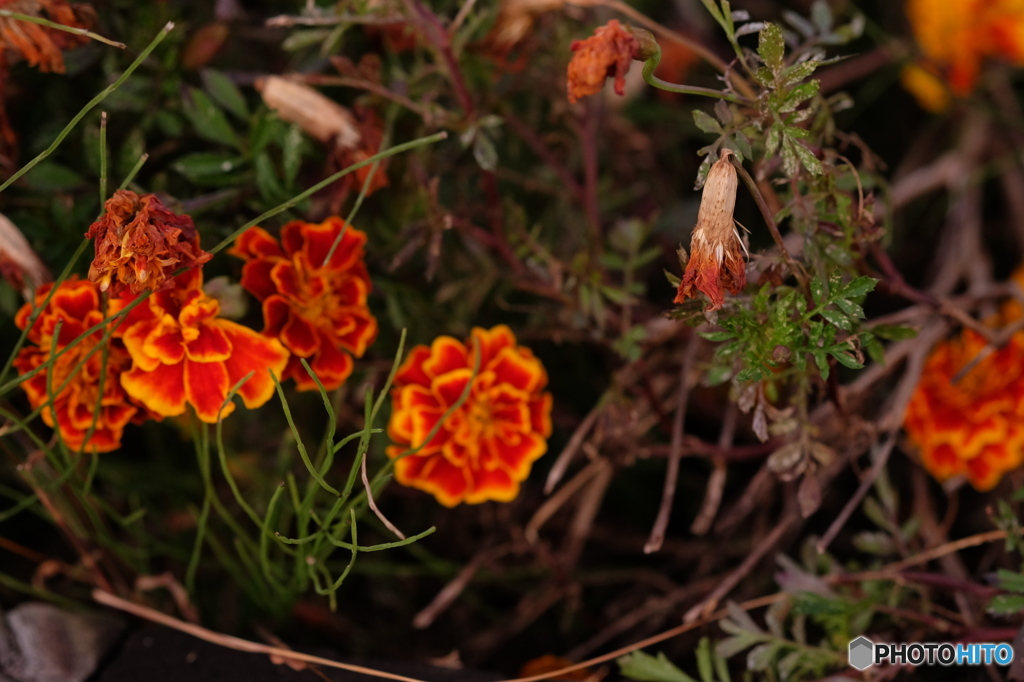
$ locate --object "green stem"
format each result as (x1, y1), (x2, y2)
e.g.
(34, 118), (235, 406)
(640, 43), (752, 105)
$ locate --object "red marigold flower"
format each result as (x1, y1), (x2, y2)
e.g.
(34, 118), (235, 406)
(904, 329), (1024, 491)
(229, 218), (378, 392)
(674, 149), (746, 311)
(0, 0), (96, 73)
(85, 190), (212, 298)
(567, 19), (641, 103)
(114, 268), (290, 424)
(13, 278), (140, 452)
(905, 0), (1024, 107)
(386, 325), (553, 507)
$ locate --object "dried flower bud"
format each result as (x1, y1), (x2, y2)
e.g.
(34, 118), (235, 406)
(86, 190), (212, 297)
(674, 149), (746, 311)
(566, 20), (641, 104)
(256, 76), (360, 148)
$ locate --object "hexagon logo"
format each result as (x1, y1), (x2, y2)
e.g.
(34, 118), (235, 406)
(849, 636), (874, 671)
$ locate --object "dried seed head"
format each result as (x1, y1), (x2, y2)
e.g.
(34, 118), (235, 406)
(674, 148), (746, 310)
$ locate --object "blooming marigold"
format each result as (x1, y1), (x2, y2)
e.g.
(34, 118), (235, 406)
(567, 19), (641, 103)
(115, 268), (290, 424)
(14, 278), (140, 452)
(674, 149), (746, 311)
(904, 329), (1024, 491)
(230, 218), (378, 392)
(386, 325), (553, 507)
(0, 0), (95, 73)
(85, 190), (212, 298)
(904, 0), (1024, 108)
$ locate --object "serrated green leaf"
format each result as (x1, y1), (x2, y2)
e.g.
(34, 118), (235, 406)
(829, 348), (863, 369)
(757, 23), (785, 74)
(781, 60), (820, 86)
(201, 69), (249, 120)
(996, 569), (1024, 593)
(618, 651), (697, 682)
(780, 81), (820, 112)
(987, 594), (1024, 616)
(693, 109), (722, 134)
(835, 298), (865, 318)
(820, 308), (852, 331)
(790, 140), (823, 175)
(812, 351), (829, 379)
(841, 276), (878, 298)
(810, 276), (828, 306)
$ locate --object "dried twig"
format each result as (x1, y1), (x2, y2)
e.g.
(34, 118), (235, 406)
(360, 452), (405, 540)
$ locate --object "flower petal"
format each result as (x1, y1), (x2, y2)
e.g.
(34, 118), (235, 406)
(121, 362), (187, 417)
(184, 358), (232, 423)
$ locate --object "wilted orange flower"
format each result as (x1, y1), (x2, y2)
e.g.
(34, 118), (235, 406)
(335, 105), (389, 197)
(14, 278), (140, 452)
(230, 218), (378, 392)
(114, 268), (289, 424)
(386, 325), (553, 507)
(567, 19), (641, 103)
(0, 0), (95, 73)
(904, 329), (1024, 490)
(675, 149), (746, 311)
(85, 190), (212, 298)
(904, 0), (1024, 108)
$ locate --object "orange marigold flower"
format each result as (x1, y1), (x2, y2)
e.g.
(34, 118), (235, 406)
(905, 0), (1024, 105)
(13, 278), (140, 452)
(674, 149), (746, 311)
(904, 329), (1024, 490)
(85, 190), (212, 298)
(386, 325), (553, 507)
(0, 0), (95, 73)
(567, 19), (641, 103)
(229, 218), (378, 392)
(114, 268), (290, 424)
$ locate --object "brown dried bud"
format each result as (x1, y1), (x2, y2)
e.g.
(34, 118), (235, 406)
(674, 149), (746, 311)
(566, 20), (641, 104)
(85, 190), (211, 297)
(256, 76), (360, 148)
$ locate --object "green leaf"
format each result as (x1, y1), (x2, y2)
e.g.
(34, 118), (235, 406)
(820, 308), (852, 331)
(701, 331), (736, 342)
(281, 123), (306, 186)
(834, 298), (864, 319)
(172, 152), (246, 184)
(780, 138), (800, 178)
(790, 139), (823, 175)
(757, 23), (786, 74)
(812, 351), (829, 379)
(201, 69), (249, 120)
(24, 161), (84, 191)
(871, 324), (917, 341)
(693, 109), (723, 134)
(618, 651), (697, 682)
(664, 269), (682, 288)
(698, 0), (731, 36)
(253, 152), (287, 204)
(841, 276), (878, 299)
(695, 638), (714, 682)
(864, 335), (885, 366)
(746, 643), (778, 671)
(764, 124), (782, 158)
(183, 87), (240, 149)
(810, 275), (828, 306)
(781, 60), (820, 86)
(829, 348), (863, 369)
(988, 594), (1024, 616)
(780, 81), (820, 112)
(996, 569), (1024, 593)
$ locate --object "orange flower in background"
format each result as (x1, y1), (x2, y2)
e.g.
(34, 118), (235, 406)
(0, 0), (96, 73)
(115, 268), (289, 424)
(904, 0), (1024, 109)
(14, 278), (140, 452)
(674, 149), (746, 311)
(335, 105), (389, 198)
(230, 218), (378, 392)
(86, 190), (212, 298)
(904, 330), (1024, 490)
(386, 325), (553, 507)
(567, 19), (641, 103)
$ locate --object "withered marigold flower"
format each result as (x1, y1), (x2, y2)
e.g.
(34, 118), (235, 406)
(14, 278), (140, 452)
(335, 105), (389, 198)
(386, 325), (553, 507)
(0, 0), (95, 73)
(905, 0), (1024, 108)
(904, 329), (1024, 491)
(674, 149), (746, 311)
(85, 190), (212, 297)
(567, 19), (641, 103)
(114, 268), (290, 424)
(229, 218), (378, 392)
